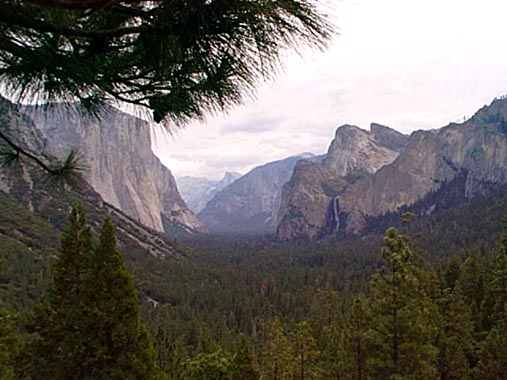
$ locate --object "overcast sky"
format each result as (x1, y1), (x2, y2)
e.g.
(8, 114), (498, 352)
(152, 0), (507, 180)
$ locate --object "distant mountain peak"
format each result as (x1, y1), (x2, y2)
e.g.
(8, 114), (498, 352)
(177, 171), (242, 214)
(198, 154), (315, 234)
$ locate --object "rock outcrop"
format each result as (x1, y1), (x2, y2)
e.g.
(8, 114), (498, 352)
(322, 124), (402, 176)
(277, 123), (408, 240)
(339, 99), (507, 216)
(198, 153), (319, 233)
(277, 98), (507, 240)
(177, 172), (241, 214)
(276, 160), (337, 240)
(0, 97), (185, 259)
(23, 104), (203, 234)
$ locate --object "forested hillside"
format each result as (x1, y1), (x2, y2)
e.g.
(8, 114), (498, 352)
(2, 182), (507, 378)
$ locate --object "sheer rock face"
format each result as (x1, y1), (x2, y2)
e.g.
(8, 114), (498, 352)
(0, 98), (184, 259)
(339, 99), (507, 216)
(24, 105), (203, 234)
(178, 172), (242, 214)
(322, 124), (402, 176)
(277, 98), (507, 240)
(0, 97), (49, 197)
(276, 124), (407, 240)
(276, 160), (336, 240)
(198, 154), (318, 233)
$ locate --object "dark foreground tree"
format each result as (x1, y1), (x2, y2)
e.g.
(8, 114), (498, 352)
(0, 0), (334, 177)
(17, 205), (162, 380)
(365, 227), (439, 380)
(0, 0), (333, 125)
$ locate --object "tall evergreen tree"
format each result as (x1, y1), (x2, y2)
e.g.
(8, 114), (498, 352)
(319, 320), (346, 380)
(18, 204), (94, 380)
(80, 216), (161, 379)
(365, 227), (439, 380)
(230, 335), (259, 380)
(347, 296), (368, 380)
(292, 321), (320, 380)
(262, 317), (294, 380)
(0, 300), (18, 380)
(435, 287), (475, 380)
(474, 306), (507, 380)
(17, 206), (162, 380)
(487, 217), (507, 324)
(456, 251), (485, 331)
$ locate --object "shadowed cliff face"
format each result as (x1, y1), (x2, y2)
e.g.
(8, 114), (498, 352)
(23, 104), (203, 234)
(276, 124), (407, 240)
(276, 160), (336, 240)
(198, 154), (319, 234)
(277, 98), (507, 240)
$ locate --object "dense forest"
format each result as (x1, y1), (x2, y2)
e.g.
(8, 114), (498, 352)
(1, 187), (507, 379)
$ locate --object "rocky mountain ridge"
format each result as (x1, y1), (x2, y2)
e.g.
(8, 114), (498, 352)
(277, 123), (408, 239)
(177, 171), (242, 214)
(277, 98), (507, 240)
(23, 104), (203, 234)
(198, 153), (321, 233)
(338, 99), (507, 216)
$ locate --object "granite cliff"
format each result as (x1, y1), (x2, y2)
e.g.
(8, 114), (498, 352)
(23, 105), (203, 234)
(198, 153), (319, 233)
(277, 124), (407, 240)
(338, 98), (507, 216)
(0, 97), (185, 259)
(277, 98), (507, 240)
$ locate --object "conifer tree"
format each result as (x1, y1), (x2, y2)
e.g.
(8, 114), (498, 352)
(488, 217), (507, 324)
(18, 204), (94, 379)
(456, 252), (485, 330)
(365, 227), (439, 380)
(474, 306), (507, 380)
(435, 287), (475, 380)
(230, 335), (259, 380)
(347, 296), (368, 380)
(262, 317), (294, 380)
(319, 320), (346, 380)
(292, 321), (320, 380)
(18, 206), (162, 380)
(80, 216), (161, 379)
(0, 300), (18, 380)
(186, 350), (232, 380)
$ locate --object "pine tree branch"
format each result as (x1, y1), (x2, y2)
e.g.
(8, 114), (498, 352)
(0, 11), (147, 39)
(0, 128), (55, 174)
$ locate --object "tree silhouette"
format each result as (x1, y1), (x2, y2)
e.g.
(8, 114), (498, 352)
(17, 205), (162, 379)
(0, 0), (334, 176)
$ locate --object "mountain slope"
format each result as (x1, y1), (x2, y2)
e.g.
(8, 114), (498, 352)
(0, 96), (188, 311)
(277, 124), (407, 239)
(277, 98), (507, 240)
(177, 172), (241, 214)
(198, 153), (319, 234)
(339, 98), (507, 216)
(22, 104), (203, 234)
